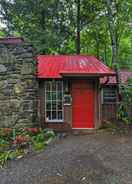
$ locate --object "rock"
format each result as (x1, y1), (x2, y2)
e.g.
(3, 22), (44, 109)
(81, 177), (86, 181)
(14, 83), (24, 94)
(56, 173), (63, 177)
(0, 81), (6, 88)
(0, 64), (7, 73)
(21, 63), (34, 75)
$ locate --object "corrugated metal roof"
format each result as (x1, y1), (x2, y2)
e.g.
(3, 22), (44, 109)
(100, 70), (132, 85)
(37, 55), (115, 78)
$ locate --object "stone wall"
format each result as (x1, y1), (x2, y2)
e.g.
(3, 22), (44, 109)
(0, 42), (38, 128)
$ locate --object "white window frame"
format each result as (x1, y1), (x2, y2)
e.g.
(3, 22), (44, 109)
(102, 86), (117, 104)
(45, 80), (64, 123)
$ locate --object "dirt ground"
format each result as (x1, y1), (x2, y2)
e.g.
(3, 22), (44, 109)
(0, 132), (132, 184)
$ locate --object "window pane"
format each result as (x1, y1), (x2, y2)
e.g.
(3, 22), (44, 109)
(46, 92), (52, 101)
(52, 111), (57, 120)
(57, 101), (63, 110)
(46, 111), (52, 120)
(52, 82), (56, 91)
(58, 91), (63, 100)
(58, 81), (62, 91)
(52, 92), (56, 101)
(103, 87), (116, 104)
(104, 93), (116, 97)
(52, 101), (56, 110)
(46, 102), (51, 110)
(104, 97), (116, 103)
(58, 111), (63, 120)
(46, 82), (51, 91)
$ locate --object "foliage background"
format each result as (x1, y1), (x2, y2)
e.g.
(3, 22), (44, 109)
(0, 0), (132, 70)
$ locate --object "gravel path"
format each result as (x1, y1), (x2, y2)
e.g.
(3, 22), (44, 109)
(0, 132), (132, 184)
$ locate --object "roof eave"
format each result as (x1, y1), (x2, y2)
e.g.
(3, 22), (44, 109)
(60, 72), (116, 77)
(37, 76), (62, 79)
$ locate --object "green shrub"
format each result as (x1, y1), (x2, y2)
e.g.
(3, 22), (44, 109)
(32, 142), (45, 151)
(0, 128), (55, 167)
(118, 78), (132, 123)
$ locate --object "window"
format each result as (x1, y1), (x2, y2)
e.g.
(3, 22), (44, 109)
(45, 81), (64, 122)
(102, 87), (117, 104)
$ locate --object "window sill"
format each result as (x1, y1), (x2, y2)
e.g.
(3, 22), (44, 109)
(102, 103), (117, 105)
(45, 120), (64, 123)
(64, 103), (71, 106)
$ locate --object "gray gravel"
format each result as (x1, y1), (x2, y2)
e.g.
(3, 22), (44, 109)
(0, 132), (132, 184)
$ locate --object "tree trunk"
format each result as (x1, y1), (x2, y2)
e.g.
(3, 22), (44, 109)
(95, 32), (100, 59)
(105, 0), (121, 99)
(76, 0), (80, 54)
(104, 37), (107, 65)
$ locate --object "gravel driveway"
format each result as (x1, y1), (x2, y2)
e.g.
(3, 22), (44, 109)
(0, 132), (132, 184)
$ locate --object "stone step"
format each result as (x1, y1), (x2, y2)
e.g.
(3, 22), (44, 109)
(72, 129), (96, 135)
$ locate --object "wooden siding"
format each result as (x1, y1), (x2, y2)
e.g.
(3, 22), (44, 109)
(94, 79), (101, 128)
(101, 104), (132, 121)
(102, 104), (117, 121)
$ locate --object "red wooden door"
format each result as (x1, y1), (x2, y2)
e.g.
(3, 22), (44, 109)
(72, 80), (94, 128)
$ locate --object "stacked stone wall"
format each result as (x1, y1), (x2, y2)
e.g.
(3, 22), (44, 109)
(0, 42), (38, 128)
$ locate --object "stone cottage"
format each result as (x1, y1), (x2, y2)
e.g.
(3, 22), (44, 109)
(0, 37), (131, 130)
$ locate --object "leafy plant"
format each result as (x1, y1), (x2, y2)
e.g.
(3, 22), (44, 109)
(32, 142), (45, 151)
(31, 129), (55, 151)
(0, 151), (12, 167)
(32, 132), (44, 143)
(118, 78), (132, 123)
(31, 131), (45, 151)
(0, 128), (55, 166)
(0, 149), (25, 167)
(0, 138), (9, 150)
(43, 129), (55, 139)
(25, 128), (40, 136)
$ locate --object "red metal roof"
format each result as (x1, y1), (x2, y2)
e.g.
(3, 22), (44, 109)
(37, 55), (115, 78)
(100, 70), (132, 85)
